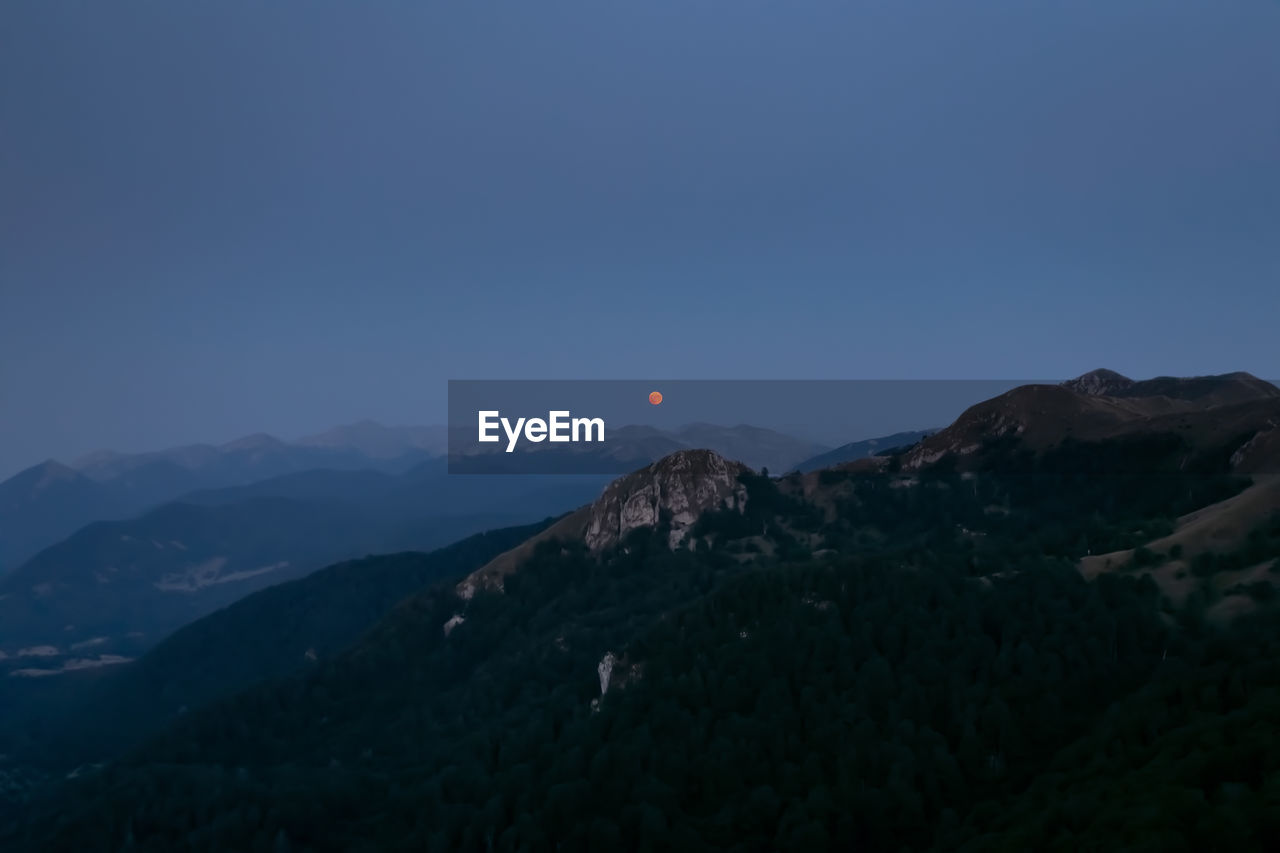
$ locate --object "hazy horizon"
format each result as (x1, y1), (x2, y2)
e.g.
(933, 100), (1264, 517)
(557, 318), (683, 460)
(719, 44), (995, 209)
(4, 1), (1277, 479)
(8, 371), (1280, 481)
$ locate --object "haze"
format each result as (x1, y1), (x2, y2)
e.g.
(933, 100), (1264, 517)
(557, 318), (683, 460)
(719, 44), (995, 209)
(2, 0), (1278, 479)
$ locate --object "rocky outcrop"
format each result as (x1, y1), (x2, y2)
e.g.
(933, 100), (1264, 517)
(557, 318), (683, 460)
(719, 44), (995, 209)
(456, 449), (751, 598)
(584, 449), (750, 550)
(597, 651), (643, 698)
(598, 652), (617, 695)
(1062, 369), (1135, 397)
(1230, 421), (1280, 473)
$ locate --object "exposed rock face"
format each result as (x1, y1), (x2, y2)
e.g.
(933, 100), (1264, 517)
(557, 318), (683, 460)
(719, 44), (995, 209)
(597, 651), (644, 697)
(456, 449), (751, 598)
(598, 652), (617, 695)
(1062, 369), (1135, 397)
(442, 614), (465, 637)
(1230, 421), (1280, 473)
(583, 449), (750, 550)
(899, 385), (1067, 471)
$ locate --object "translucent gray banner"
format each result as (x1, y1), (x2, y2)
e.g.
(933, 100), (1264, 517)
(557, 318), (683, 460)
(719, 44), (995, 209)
(446, 379), (977, 474)
(447, 378), (1280, 475)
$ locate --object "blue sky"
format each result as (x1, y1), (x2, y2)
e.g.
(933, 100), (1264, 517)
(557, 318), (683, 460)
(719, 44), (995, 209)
(2, 1), (1278, 477)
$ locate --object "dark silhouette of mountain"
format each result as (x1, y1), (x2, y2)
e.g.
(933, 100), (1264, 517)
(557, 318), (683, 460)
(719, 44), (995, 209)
(0, 498), (413, 665)
(793, 430), (935, 473)
(899, 371), (1280, 474)
(1060, 367), (1136, 396)
(1116, 371), (1280, 406)
(0, 464), (608, 673)
(26, 519), (554, 765)
(7, 375), (1280, 850)
(11, 386), (1278, 851)
(1061, 369), (1280, 406)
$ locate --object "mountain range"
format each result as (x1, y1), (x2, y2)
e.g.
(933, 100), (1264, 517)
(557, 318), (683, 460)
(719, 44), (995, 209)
(4, 372), (1280, 850)
(898, 369), (1280, 473)
(0, 422), (446, 574)
(0, 421), (863, 681)
(0, 461), (611, 674)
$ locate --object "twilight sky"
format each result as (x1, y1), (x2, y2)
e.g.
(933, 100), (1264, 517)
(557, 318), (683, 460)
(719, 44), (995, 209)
(2, 1), (1278, 478)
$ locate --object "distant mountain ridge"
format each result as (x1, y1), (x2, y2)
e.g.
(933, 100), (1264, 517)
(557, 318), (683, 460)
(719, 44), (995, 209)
(0, 421), (448, 573)
(23, 519), (555, 767)
(1063, 368), (1279, 406)
(899, 370), (1280, 473)
(0, 465), (609, 671)
(0, 462), (116, 579)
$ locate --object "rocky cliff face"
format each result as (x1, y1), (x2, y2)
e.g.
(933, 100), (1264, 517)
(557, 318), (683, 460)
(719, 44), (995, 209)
(455, 449), (750, 600)
(583, 449), (750, 550)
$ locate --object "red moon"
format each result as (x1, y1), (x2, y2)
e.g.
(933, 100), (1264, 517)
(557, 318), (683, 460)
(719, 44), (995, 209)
(648, 391), (663, 405)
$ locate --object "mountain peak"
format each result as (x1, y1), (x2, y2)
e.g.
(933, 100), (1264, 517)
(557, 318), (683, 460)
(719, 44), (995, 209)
(28, 459), (81, 489)
(1062, 369), (1135, 397)
(584, 449), (750, 551)
(456, 449), (751, 599)
(0, 460), (92, 508)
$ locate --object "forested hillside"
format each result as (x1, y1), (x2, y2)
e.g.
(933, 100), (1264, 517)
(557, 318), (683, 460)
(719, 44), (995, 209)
(0, 519), (557, 774)
(9, 426), (1280, 852)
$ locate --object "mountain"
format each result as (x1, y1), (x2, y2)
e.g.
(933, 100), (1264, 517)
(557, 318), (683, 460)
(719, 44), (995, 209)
(0, 498), (404, 668)
(73, 431), (428, 485)
(1061, 368), (1280, 406)
(0, 424), (448, 573)
(1060, 367), (1136, 396)
(0, 462), (609, 674)
(457, 449), (751, 599)
(14, 421), (1279, 851)
(793, 430), (935, 473)
(14, 519), (556, 767)
(898, 370), (1280, 473)
(1116, 371), (1279, 406)
(8, 375), (1280, 850)
(0, 462), (114, 578)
